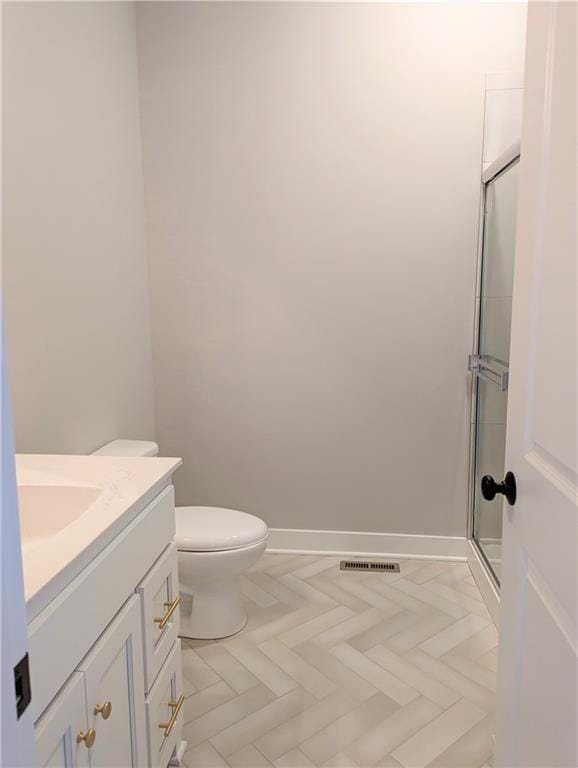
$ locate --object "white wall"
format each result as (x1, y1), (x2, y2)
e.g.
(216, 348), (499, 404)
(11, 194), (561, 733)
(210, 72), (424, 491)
(3, 2), (155, 454)
(137, 2), (526, 537)
(483, 72), (524, 171)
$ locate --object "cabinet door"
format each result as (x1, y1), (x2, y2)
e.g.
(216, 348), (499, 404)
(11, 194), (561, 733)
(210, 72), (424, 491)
(35, 672), (90, 768)
(77, 596), (147, 768)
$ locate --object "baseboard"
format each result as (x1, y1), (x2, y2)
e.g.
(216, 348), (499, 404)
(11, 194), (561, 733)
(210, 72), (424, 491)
(267, 528), (467, 562)
(467, 540), (500, 627)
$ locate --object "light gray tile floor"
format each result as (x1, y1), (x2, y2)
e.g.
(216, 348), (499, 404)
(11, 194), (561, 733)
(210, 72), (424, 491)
(181, 556), (497, 768)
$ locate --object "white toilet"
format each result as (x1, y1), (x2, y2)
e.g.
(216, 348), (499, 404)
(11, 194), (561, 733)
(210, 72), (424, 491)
(92, 439), (268, 639)
(176, 506), (267, 639)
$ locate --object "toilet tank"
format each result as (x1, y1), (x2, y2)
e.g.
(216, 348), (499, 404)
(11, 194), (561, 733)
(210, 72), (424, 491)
(91, 439), (159, 457)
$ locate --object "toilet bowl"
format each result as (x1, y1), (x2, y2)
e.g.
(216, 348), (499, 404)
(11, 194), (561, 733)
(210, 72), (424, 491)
(176, 507), (268, 639)
(92, 437), (269, 641)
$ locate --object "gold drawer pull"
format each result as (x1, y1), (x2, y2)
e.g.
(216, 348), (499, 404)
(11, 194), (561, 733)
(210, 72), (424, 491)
(154, 596), (181, 630)
(158, 694), (184, 737)
(77, 728), (96, 748)
(94, 701), (112, 720)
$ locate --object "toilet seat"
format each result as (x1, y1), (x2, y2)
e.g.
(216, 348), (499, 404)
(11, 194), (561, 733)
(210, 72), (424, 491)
(175, 506), (268, 552)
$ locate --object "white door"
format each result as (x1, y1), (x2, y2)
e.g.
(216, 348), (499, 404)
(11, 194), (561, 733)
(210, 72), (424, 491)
(34, 673), (90, 768)
(1, 309), (37, 766)
(494, 4), (577, 768)
(77, 596), (147, 768)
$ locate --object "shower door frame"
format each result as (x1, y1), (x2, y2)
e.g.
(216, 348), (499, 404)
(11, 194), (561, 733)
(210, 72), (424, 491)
(466, 140), (521, 612)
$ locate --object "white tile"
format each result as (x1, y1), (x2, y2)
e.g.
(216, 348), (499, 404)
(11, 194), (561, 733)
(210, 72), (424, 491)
(314, 608), (385, 647)
(441, 653), (497, 692)
(300, 694), (400, 765)
(210, 688), (315, 757)
(246, 605), (322, 645)
(391, 699), (486, 767)
(184, 681), (237, 724)
(266, 556), (316, 577)
(425, 582), (491, 620)
(307, 575), (375, 612)
(225, 640), (300, 696)
(274, 748), (317, 768)
(178, 553), (497, 768)
(403, 650), (495, 713)
(228, 744), (275, 768)
(346, 697), (441, 767)
(364, 577), (432, 614)
(366, 644), (460, 708)
(181, 645), (221, 690)
(446, 624), (498, 661)
(256, 692), (357, 761)
(291, 557), (342, 580)
(248, 572), (308, 607)
(477, 649), (498, 673)
(184, 741), (229, 768)
(419, 614), (490, 658)
(183, 685), (276, 748)
(330, 643), (418, 706)
(405, 562), (453, 585)
(243, 575), (281, 608)
(334, 580), (406, 617)
(280, 573), (339, 608)
(390, 580), (469, 620)
(196, 643), (260, 694)
(259, 639), (336, 699)
(279, 606), (356, 647)
(348, 612), (424, 653)
(295, 641), (378, 702)
(427, 717), (494, 768)
(322, 753), (361, 768)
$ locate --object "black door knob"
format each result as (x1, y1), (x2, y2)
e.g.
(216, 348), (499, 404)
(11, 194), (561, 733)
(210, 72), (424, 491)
(481, 471), (517, 506)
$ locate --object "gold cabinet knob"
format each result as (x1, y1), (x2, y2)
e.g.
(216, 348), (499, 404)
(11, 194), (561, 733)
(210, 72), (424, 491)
(77, 728), (96, 748)
(94, 701), (112, 720)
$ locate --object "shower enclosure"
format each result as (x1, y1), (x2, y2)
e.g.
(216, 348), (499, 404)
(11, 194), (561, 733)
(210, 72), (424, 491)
(469, 143), (520, 586)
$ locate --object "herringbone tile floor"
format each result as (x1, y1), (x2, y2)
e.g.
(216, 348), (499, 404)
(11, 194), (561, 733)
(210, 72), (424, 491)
(180, 555), (498, 768)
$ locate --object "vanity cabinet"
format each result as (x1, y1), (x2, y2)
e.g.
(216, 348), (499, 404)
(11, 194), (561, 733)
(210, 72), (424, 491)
(29, 482), (185, 768)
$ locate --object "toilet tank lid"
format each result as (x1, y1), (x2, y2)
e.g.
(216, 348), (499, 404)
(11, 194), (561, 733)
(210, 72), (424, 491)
(92, 439), (159, 457)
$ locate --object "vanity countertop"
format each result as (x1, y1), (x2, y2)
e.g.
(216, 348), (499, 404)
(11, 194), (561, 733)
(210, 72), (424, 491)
(16, 453), (182, 622)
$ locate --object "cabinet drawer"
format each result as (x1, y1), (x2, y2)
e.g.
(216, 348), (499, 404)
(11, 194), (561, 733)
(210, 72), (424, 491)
(145, 641), (183, 768)
(137, 543), (180, 693)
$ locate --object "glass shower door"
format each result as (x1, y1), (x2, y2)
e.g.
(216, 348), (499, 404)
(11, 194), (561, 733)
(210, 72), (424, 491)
(471, 156), (519, 585)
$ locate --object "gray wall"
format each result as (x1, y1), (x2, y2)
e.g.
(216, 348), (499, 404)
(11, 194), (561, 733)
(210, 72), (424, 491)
(137, 2), (526, 536)
(3, 2), (155, 454)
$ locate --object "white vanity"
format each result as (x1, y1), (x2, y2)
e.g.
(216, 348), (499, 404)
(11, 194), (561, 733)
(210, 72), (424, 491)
(17, 454), (184, 768)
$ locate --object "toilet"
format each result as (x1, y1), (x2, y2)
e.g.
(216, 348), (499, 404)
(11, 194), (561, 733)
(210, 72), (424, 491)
(92, 439), (268, 639)
(176, 506), (267, 639)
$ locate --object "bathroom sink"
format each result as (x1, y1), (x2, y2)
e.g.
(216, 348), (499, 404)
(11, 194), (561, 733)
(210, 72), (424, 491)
(18, 484), (102, 552)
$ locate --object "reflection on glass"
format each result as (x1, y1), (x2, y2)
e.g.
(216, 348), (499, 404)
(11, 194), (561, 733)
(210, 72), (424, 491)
(473, 159), (519, 585)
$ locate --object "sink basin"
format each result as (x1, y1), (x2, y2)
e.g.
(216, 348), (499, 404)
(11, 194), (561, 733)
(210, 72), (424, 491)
(18, 484), (102, 551)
